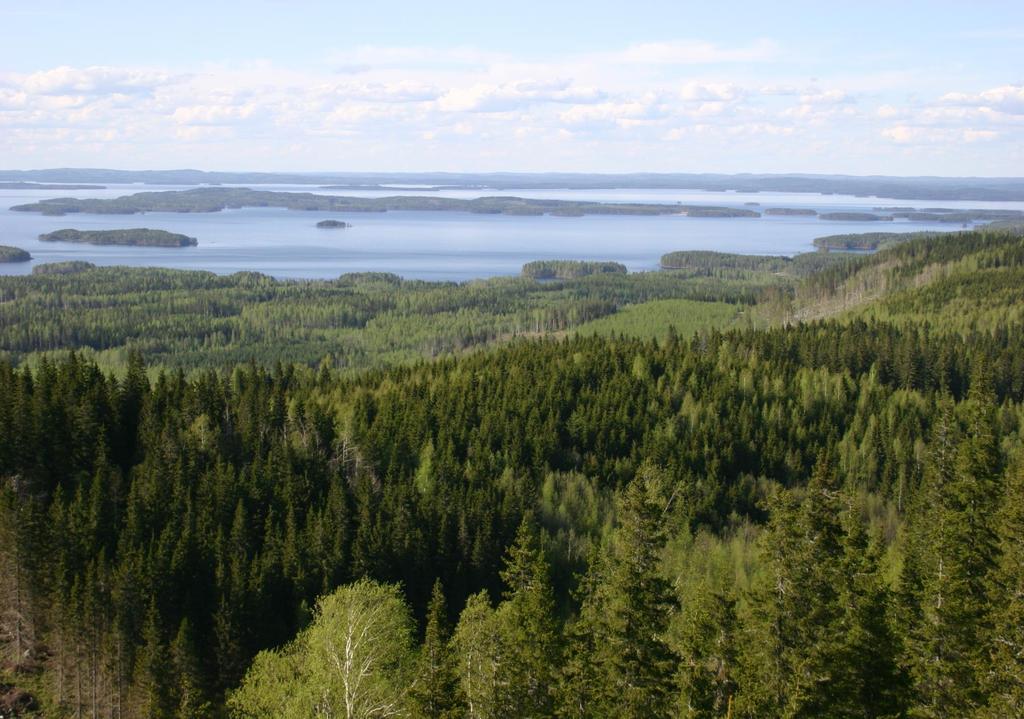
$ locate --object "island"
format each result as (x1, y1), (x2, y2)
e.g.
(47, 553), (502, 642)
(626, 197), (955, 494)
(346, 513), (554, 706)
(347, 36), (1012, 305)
(888, 209), (1024, 223)
(11, 187), (761, 219)
(316, 220), (351, 229)
(764, 208), (818, 216)
(0, 245), (32, 263)
(32, 261), (96, 275)
(818, 212), (893, 222)
(521, 260), (627, 279)
(38, 228), (198, 247)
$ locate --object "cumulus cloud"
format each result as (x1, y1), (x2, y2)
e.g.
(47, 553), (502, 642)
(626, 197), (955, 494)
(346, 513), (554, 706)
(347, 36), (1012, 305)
(882, 125), (999, 144)
(3, 44), (1020, 173)
(437, 80), (604, 113)
(940, 84), (1024, 114)
(20, 65), (174, 96)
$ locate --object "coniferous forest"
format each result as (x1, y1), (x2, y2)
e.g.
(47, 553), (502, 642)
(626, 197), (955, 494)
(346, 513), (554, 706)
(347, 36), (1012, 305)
(1, 229), (1023, 717)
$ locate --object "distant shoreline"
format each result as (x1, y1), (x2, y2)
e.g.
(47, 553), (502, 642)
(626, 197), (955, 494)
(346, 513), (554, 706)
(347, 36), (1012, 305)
(2, 169), (1024, 201)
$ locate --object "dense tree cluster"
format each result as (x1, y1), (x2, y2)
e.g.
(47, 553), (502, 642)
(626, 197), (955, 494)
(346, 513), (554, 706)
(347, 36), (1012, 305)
(0, 267), (771, 371)
(1, 228), (1022, 717)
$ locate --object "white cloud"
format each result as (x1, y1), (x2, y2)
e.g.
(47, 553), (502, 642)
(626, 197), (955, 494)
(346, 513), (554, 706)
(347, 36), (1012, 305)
(881, 125), (1000, 145)
(941, 84), (1024, 115)
(3, 46), (1020, 174)
(20, 65), (174, 95)
(610, 39), (779, 65)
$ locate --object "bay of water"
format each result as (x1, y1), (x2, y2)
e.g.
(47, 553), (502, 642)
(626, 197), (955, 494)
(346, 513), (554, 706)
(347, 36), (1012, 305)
(1, 184), (1015, 281)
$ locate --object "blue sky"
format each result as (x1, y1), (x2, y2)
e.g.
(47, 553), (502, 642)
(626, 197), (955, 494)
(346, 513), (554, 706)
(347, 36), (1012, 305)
(1, 0), (1022, 174)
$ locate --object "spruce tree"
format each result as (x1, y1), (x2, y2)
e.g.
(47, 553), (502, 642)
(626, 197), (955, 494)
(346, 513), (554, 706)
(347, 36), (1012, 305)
(736, 454), (848, 717)
(982, 464), (1024, 717)
(561, 468), (678, 718)
(675, 582), (738, 719)
(494, 519), (561, 718)
(410, 580), (462, 719)
(133, 601), (175, 719)
(903, 381), (1002, 717)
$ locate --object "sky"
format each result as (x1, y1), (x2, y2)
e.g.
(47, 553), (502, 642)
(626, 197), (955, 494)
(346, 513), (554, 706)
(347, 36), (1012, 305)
(1, 0), (1022, 175)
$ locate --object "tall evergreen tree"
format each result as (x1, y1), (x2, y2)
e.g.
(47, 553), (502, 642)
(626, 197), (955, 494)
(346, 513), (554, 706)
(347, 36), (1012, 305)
(133, 601), (175, 719)
(675, 582), (738, 719)
(903, 379), (1002, 717)
(494, 519), (561, 718)
(981, 463), (1024, 718)
(409, 580), (462, 719)
(736, 454), (849, 717)
(560, 467), (678, 718)
(835, 499), (908, 718)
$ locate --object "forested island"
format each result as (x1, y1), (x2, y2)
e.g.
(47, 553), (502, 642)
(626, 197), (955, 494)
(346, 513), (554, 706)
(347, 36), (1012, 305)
(315, 219), (351, 229)
(0, 245), (31, 263)
(764, 207), (817, 216)
(521, 260), (627, 279)
(889, 208), (1024, 223)
(10, 187), (760, 218)
(1, 229), (1024, 718)
(818, 211), (894, 221)
(38, 228), (198, 247)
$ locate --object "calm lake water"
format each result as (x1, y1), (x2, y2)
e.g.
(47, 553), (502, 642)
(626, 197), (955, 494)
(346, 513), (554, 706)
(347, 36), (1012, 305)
(1, 184), (1017, 281)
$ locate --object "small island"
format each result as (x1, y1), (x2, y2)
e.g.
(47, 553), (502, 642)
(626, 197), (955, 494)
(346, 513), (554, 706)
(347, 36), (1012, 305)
(0, 245), (32, 263)
(316, 220), (352, 229)
(38, 228), (198, 247)
(32, 261), (97, 275)
(522, 260), (627, 279)
(764, 208), (818, 216)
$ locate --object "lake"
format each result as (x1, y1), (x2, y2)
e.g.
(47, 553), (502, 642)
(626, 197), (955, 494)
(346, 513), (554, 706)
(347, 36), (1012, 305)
(1, 184), (1016, 281)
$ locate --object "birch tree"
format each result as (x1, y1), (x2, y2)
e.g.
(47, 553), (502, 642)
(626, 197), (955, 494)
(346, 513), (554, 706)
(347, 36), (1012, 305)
(229, 579), (415, 719)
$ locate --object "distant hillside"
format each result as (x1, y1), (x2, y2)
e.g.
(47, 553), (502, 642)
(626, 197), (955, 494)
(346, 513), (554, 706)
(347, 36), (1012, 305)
(787, 229), (1024, 330)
